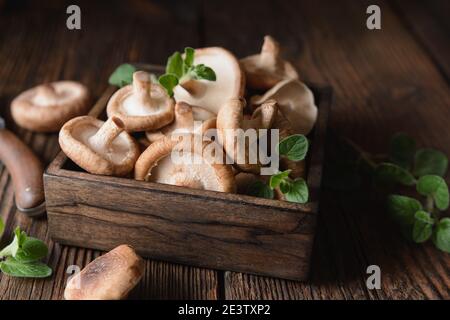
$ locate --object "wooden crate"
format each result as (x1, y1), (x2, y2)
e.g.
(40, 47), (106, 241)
(44, 65), (331, 281)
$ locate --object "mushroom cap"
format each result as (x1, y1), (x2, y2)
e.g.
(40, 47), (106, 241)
(135, 135), (236, 193)
(59, 116), (140, 176)
(11, 81), (90, 132)
(173, 47), (245, 115)
(107, 71), (175, 132)
(64, 245), (144, 300)
(240, 35), (299, 90)
(146, 101), (216, 143)
(217, 99), (278, 173)
(251, 79), (317, 135)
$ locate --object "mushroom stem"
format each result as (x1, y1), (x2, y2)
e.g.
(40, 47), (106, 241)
(36, 84), (58, 100)
(132, 71), (153, 107)
(260, 36), (281, 70)
(89, 116), (124, 152)
(243, 99), (278, 130)
(174, 102), (195, 128)
(179, 78), (206, 97)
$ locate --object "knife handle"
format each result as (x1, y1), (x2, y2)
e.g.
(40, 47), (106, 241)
(0, 129), (45, 213)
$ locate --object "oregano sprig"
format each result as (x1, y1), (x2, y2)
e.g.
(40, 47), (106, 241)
(158, 47), (216, 97)
(0, 224), (52, 278)
(247, 134), (310, 204)
(328, 133), (450, 253)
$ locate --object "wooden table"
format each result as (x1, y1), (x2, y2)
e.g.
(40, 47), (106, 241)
(0, 0), (449, 300)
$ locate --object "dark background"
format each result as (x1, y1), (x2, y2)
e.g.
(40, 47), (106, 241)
(0, 0), (449, 299)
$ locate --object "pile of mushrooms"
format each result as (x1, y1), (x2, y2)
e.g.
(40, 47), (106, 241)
(58, 36), (318, 200)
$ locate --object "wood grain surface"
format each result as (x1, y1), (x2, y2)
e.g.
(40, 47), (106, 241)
(0, 0), (449, 299)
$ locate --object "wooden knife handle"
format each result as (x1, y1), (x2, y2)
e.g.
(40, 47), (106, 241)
(0, 129), (45, 211)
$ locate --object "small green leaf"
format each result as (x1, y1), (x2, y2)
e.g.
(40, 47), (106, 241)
(108, 64), (136, 87)
(188, 64), (216, 81)
(0, 257), (52, 278)
(183, 47), (195, 70)
(15, 237), (48, 263)
(387, 195), (422, 227)
(375, 163), (416, 186)
(389, 133), (415, 169)
(269, 170), (291, 189)
(433, 218), (450, 253)
(0, 228), (22, 259)
(0, 218), (4, 238)
(284, 178), (309, 203)
(246, 181), (274, 199)
(166, 51), (183, 78)
(278, 134), (309, 161)
(414, 149), (448, 177)
(412, 211), (434, 243)
(158, 74), (179, 97)
(279, 180), (292, 194)
(416, 175), (449, 211)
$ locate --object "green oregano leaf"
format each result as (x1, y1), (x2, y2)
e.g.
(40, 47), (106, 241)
(183, 47), (195, 70)
(0, 257), (52, 278)
(375, 163), (416, 186)
(387, 195), (422, 236)
(284, 178), (309, 204)
(15, 237), (48, 263)
(246, 181), (274, 200)
(412, 211), (434, 243)
(165, 51), (183, 78)
(187, 64), (216, 81)
(413, 149), (448, 177)
(108, 63), (136, 87)
(158, 74), (179, 97)
(278, 134), (309, 161)
(433, 218), (450, 253)
(269, 170), (291, 189)
(416, 175), (449, 211)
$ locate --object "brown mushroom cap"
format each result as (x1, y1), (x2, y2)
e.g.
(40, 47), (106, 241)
(240, 35), (299, 90)
(217, 99), (278, 173)
(64, 245), (144, 300)
(107, 71), (174, 132)
(11, 81), (90, 132)
(146, 101), (216, 143)
(59, 116), (140, 176)
(135, 135), (236, 193)
(251, 79), (317, 135)
(173, 47), (245, 115)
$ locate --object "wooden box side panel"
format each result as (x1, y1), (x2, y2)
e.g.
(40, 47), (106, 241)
(44, 174), (316, 281)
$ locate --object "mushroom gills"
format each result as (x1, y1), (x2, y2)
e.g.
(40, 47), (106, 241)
(72, 121), (131, 165)
(148, 153), (223, 191)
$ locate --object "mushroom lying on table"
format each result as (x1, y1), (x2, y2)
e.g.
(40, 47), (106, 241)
(240, 35), (299, 90)
(11, 81), (90, 132)
(251, 79), (318, 135)
(64, 245), (144, 300)
(173, 47), (245, 115)
(146, 101), (216, 143)
(107, 71), (174, 132)
(59, 115), (140, 176)
(217, 98), (278, 173)
(135, 135), (236, 193)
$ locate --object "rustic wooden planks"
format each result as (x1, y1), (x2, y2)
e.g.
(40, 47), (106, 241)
(0, 0), (449, 299)
(0, 0), (219, 300)
(202, 0), (450, 299)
